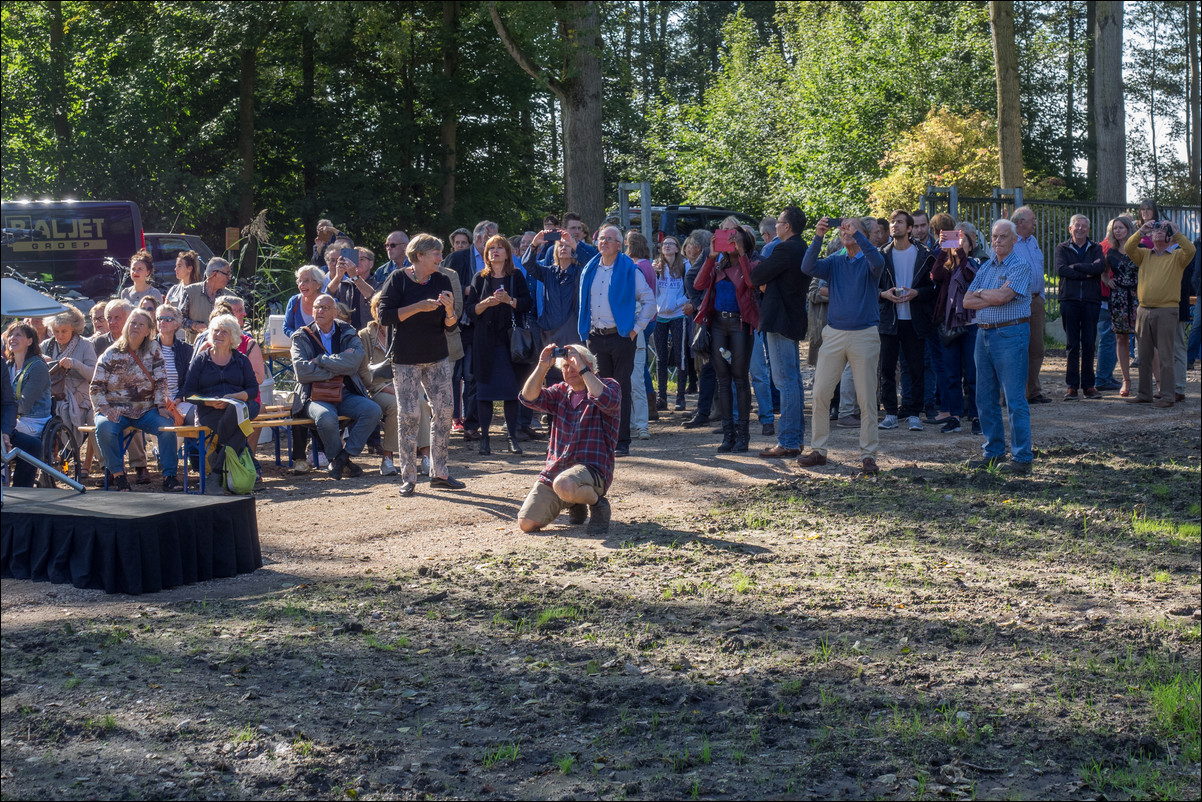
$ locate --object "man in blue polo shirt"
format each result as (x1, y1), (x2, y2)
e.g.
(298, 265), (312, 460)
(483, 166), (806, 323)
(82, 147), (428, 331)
(964, 219), (1033, 473)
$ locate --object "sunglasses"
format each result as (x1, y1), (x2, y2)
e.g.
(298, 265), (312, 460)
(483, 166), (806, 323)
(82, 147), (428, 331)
(158, 316), (176, 323)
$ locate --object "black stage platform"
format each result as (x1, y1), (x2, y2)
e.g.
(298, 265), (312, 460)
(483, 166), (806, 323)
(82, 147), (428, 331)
(1, 488), (261, 594)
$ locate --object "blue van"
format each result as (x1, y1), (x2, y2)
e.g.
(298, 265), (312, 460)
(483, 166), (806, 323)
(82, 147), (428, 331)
(1, 199), (144, 298)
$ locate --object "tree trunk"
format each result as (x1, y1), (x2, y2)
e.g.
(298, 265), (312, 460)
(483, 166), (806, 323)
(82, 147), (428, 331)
(1149, 11), (1159, 199)
(1085, 0), (1096, 195)
(48, 0), (71, 194)
(490, 0), (604, 228)
(300, 24), (316, 242)
(1094, 0), (1125, 204)
(237, 46), (257, 276)
(1188, 0), (1200, 194)
(1064, 3), (1075, 181)
(439, 1), (460, 226)
(991, 1), (1025, 189)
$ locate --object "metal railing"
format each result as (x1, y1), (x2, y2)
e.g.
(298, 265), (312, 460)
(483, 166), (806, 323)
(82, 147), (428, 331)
(922, 186), (1200, 311)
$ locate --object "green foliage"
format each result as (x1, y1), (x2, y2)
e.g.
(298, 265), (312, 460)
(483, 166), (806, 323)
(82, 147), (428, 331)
(868, 108), (1000, 215)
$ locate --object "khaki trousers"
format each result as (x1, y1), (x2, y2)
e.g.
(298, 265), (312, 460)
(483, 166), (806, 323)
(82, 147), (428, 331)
(1025, 294), (1046, 399)
(1135, 306), (1178, 402)
(809, 326), (880, 458)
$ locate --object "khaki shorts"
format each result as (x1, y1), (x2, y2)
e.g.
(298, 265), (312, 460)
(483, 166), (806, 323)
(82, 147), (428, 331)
(518, 464), (605, 528)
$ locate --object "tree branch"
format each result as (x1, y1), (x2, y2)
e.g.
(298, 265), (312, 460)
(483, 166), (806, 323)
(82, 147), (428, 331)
(488, 1), (566, 101)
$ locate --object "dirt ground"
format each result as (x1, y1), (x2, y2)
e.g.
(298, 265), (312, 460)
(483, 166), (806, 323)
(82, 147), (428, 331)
(2, 354), (1200, 801)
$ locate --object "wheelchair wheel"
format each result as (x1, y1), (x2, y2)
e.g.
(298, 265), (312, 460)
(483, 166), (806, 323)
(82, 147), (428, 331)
(36, 418), (82, 488)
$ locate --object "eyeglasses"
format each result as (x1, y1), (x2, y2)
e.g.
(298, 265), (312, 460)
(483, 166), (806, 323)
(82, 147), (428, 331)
(157, 316), (176, 323)
(597, 237), (620, 243)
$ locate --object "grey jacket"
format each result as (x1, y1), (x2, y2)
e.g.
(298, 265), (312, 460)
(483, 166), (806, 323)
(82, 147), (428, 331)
(290, 320), (369, 401)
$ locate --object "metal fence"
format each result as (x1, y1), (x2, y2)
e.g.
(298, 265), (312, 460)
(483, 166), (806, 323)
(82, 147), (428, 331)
(921, 186), (1200, 309)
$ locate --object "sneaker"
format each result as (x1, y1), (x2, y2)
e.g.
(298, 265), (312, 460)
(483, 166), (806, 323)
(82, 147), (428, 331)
(291, 459), (312, 475)
(615, 446), (630, 457)
(380, 456), (398, 476)
(908, 416), (923, 431)
(1063, 388), (1079, 401)
(940, 417), (962, 433)
(878, 414), (899, 430)
(637, 428), (650, 440)
(674, 400), (687, 411)
(567, 503), (588, 525)
(970, 418), (983, 436)
(430, 475), (465, 490)
(836, 415), (861, 429)
(451, 418), (465, 434)
(162, 475), (182, 493)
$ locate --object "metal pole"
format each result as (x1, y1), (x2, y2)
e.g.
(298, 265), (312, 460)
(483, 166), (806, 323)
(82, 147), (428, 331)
(639, 182), (651, 238)
(1, 446), (86, 493)
(618, 188), (631, 235)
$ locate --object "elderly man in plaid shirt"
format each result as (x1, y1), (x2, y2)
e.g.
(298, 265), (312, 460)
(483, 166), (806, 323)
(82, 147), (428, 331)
(964, 219), (1034, 474)
(517, 343), (620, 532)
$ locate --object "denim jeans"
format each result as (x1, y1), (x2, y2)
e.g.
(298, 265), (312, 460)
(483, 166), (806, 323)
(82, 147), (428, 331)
(939, 325), (977, 418)
(1060, 299), (1100, 390)
(307, 392), (383, 457)
(764, 332), (804, 449)
(974, 323), (1032, 463)
(1096, 304), (1118, 384)
(95, 409), (178, 477)
(749, 330), (775, 424)
(653, 317), (687, 403)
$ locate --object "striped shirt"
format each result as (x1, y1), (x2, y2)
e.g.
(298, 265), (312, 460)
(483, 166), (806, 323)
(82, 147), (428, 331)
(967, 249), (1032, 327)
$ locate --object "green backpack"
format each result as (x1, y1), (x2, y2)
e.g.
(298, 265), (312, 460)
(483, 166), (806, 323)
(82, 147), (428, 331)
(223, 446), (256, 495)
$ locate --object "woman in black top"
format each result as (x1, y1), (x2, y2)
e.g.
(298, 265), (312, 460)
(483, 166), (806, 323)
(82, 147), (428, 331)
(180, 314), (259, 493)
(468, 235), (532, 455)
(377, 233), (464, 496)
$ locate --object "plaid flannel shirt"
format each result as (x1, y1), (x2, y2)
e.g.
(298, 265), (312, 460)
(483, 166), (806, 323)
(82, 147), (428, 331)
(520, 377), (621, 492)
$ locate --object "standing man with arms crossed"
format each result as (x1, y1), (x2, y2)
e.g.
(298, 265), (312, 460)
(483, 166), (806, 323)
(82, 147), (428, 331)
(748, 206), (810, 458)
(798, 217), (886, 475)
(1054, 215), (1106, 400)
(578, 225), (656, 458)
(1010, 207), (1050, 404)
(964, 220), (1033, 474)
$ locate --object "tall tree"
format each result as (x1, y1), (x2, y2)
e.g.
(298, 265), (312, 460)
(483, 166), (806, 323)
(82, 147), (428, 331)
(991, 0), (1025, 189)
(1093, 1), (1125, 203)
(237, 44), (257, 275)
(489, 1), (604, 227)
(439, 1), (460, 225)
(1188, 0), (1200, 195)
(47, 0), (70, 195)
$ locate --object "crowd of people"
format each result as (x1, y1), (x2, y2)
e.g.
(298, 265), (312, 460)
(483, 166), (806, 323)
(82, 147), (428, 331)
(3, 202), (1198, 531)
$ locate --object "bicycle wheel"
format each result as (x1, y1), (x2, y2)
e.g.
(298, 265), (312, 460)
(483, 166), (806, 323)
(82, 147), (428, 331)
(36, 418), (82, 488)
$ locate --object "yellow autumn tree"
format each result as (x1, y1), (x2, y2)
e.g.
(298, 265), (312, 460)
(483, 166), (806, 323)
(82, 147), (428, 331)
(867, 108), (999, 216)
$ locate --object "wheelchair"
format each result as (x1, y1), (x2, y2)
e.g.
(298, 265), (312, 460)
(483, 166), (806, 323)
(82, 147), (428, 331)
(34, 400), (83, 489)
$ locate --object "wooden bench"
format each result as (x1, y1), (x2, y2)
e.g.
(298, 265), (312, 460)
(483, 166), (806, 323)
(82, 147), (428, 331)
(79, 423), (208, 493)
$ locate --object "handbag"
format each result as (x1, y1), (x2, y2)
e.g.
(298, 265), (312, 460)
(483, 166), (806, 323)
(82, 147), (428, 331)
(367, 325), (395, 383)
(303, 327), (345, 404)
(691, 321), (711, 359)
(509, 307), (541, 364)
(938, 321), (967, 347)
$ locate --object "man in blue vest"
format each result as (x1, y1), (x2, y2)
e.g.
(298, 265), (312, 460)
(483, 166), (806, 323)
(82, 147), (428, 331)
(579, 225), (656, 457)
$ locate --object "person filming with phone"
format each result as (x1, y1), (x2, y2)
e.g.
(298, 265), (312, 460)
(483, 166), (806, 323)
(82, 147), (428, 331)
(516, 343), (620, 533)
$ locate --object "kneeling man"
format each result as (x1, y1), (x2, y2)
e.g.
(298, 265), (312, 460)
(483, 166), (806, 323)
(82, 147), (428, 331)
(517, 344), (620, 532)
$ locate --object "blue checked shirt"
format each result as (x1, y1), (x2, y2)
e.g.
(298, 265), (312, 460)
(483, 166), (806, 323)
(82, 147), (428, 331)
(967, 249), (1032, 327)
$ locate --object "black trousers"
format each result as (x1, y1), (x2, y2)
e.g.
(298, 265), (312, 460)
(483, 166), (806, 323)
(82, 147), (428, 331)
(1060, 299), (1100, 390)
(879, 320), (926, 418)
(710, 316), (753, 425)
(462, 340), (479, 430)
(588, 332), (636, 449)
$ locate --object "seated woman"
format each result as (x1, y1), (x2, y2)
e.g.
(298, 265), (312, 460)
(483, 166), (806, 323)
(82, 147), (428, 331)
(468, 234), (533, 455)
(165, 250), (202, 310)
(41, 306), (97, 451)
(89, 309), (181, 492)
(180, 314), (260, 493)
(284, 265), (326, 474)
(5, 322), (52, 487)
(155, 303), (194, 420)
(358, 292), (400, 476)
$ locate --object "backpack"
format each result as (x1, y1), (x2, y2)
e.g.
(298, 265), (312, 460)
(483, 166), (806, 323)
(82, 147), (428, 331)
(223, 446), (256, 495)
